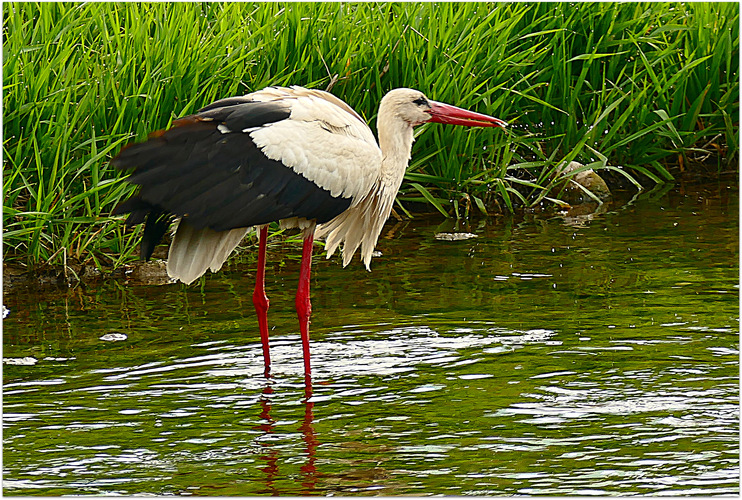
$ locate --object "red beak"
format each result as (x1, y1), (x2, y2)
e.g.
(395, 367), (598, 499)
(427, 101), (507, 128)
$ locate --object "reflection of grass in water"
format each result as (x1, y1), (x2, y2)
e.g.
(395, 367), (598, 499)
(2, 199), (738, 495)
(3, 3), (738, 270)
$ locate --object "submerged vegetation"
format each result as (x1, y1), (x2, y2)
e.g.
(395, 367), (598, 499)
(3, 2), (738, 270)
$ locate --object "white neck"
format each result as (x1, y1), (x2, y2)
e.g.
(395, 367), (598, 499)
(377, 102), (415, 180)
(314, 95), (418, 271)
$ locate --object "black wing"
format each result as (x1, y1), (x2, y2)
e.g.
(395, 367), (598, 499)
(111, 98), (352, 259)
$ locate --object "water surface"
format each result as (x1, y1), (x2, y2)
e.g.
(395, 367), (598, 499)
(3, 181), (738, 495)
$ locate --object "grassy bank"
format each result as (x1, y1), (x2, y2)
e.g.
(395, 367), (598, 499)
(3, 2), (738, 271)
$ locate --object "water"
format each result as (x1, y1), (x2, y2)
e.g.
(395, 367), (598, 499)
(3, 181), (738, 496)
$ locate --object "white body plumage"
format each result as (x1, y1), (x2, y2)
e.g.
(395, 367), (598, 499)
(169, 86), (418, 282)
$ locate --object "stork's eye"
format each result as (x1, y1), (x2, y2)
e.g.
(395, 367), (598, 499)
(412, 96), (429, 107)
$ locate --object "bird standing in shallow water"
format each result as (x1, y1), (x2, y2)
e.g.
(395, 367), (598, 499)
(112, 85), (507, 378)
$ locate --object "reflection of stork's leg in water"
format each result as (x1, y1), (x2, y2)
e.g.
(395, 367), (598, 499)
(253, 378), (318, 494)
(256, 385), (279, 495)
(300, 376), (318, 493)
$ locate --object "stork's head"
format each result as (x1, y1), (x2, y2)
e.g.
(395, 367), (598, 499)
(380, 88), (508, 129)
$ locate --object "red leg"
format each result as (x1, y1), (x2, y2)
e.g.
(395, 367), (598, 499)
(252, 225), (271, 377)
(296, 231), (314, 378)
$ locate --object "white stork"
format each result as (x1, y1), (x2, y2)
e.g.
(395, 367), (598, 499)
(112, 85), (507, 378)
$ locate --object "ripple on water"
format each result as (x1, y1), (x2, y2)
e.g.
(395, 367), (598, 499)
(2, 182), (738, 495)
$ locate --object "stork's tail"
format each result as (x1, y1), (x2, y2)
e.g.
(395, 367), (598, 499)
(167, 220), (249, 285)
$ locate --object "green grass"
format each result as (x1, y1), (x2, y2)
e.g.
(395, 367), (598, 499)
(3, 2), (738, 270)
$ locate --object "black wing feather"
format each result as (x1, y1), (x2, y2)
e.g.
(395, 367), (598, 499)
(112, 99), (352, 256)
